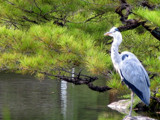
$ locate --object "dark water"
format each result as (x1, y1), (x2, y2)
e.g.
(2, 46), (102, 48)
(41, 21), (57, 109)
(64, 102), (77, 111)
(0, 72), (125, 120)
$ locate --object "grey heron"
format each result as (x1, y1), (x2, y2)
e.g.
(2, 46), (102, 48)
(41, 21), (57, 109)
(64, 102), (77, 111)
(104, 27), (150, 116)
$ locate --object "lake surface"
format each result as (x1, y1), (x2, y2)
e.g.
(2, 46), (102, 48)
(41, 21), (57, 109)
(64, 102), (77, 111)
(0, 72), (153, 120)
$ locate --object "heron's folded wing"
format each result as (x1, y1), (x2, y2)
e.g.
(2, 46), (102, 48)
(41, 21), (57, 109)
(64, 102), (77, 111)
(119, 58), (150, 105)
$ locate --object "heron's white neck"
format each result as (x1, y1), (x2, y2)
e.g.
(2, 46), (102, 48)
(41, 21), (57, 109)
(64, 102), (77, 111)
(111, 33), (122, 71)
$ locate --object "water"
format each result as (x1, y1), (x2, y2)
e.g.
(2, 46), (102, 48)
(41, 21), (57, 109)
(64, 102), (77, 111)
(0, 72), (125, 120)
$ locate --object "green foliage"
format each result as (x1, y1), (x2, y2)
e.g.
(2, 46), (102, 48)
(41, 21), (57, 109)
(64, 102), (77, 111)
(150, 76), (160, 90)
(84, 47), (111, 74)
(0, 0), (159, 96)
(144, 57), (160, 73)
(0, 0), (117, 29)
(107, 73), (121, 89)
(148, 0), (160, 4)
(0, 23), (112, 76)
(134, 7), (160, 27)
(0, 0), (85, 28)
(120, 94), (130, 99)
(107, 73), (128, 92)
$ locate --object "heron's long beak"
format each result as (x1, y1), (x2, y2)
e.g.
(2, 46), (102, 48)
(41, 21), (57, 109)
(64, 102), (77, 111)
(104, 32), (112, 36)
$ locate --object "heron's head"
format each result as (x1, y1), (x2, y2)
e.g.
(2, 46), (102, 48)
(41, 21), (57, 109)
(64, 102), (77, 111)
(104, 27), (120, 37)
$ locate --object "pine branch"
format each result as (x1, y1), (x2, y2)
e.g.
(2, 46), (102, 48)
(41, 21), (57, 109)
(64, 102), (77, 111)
(22, 16), (38, 24)
(116, 0), (160, 41)
(140, 1), (156, 10)
(85, 12), (105, 23)
(37, 69), (112, 92)
(33, 0), (42, 14)
(88, 83), (111, 92)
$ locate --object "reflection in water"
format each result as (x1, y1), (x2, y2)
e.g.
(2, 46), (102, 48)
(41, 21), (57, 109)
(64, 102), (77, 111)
(71, 68), (75, 78)
(60, 80), (67, 120)
(2, 106), (11, 120)
(0, 72), (124, 120)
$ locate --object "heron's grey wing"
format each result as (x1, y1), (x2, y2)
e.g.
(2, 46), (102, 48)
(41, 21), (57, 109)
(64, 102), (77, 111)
(120, 51), (150, 87)
(140, 65), (150, 87)
(119, 58), (150, 105)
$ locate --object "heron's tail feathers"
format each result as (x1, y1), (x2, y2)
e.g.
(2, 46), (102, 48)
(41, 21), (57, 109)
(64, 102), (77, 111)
(141, 88), (150, 106)
(123, 79), (150, 105)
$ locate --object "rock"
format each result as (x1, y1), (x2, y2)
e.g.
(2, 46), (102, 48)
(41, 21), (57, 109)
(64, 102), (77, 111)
(107, 100), (157, 120)
(107, 99), (130, 114)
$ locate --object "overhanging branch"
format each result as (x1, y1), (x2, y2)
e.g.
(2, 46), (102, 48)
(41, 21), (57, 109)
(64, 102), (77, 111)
(116, 0), (160, 41)
(37, 68), (112, 92)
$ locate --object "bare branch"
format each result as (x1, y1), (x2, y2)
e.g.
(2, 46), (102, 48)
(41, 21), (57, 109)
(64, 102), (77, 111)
(88, 83), (111, 92)
(22, 16), (38, 24)
(85, 12), (105, 23)
(33, 0), (42, 14)
(141, 1), (156, 10)
(37, 69), (112, 92)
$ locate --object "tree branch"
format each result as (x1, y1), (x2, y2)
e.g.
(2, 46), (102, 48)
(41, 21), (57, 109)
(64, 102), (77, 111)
(33, 0), (42, 14)
(88, 83), (111, 92)
(140, 1), (156, 10)
(116, 0), (160, 41)
(22, 16), (38, 24)
(37, 68), (112, 92)
(85, 12), (105, 23)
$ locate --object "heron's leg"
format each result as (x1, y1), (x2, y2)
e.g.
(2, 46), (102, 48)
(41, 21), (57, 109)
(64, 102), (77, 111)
(129, 91), (134, 116)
